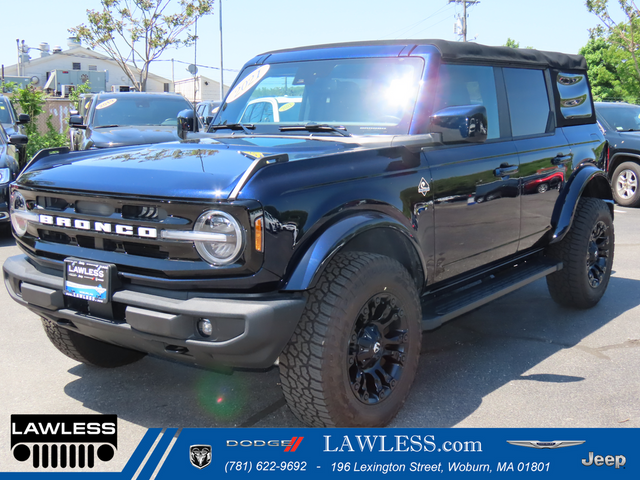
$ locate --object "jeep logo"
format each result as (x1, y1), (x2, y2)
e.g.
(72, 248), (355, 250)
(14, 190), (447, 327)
(38, 214), (157, 239)
(582, 452), (626, 469)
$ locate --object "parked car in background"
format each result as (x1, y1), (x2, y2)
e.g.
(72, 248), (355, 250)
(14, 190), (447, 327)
(69, 92), (197, 150)
(196, 100), (220, 127)
(0, 95), (30, 168)
(595, 101), (640, 207)
(239, 97), (302, 124)
(0, 124), (26, 227)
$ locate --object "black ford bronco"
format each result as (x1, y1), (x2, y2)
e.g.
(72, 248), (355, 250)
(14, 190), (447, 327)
(4, 40), (614, 427)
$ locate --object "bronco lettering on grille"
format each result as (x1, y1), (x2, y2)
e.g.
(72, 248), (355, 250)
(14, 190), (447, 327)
(38, 214), (158, 239)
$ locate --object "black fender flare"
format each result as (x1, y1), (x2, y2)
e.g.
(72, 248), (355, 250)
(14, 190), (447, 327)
(550, 164), (613, 244)
(282, 212), (426, 291)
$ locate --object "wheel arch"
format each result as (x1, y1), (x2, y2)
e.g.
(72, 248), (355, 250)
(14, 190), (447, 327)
(608, 152), (640, 180)
(550, 164), (613, 244)
(282, 212), (426, 292)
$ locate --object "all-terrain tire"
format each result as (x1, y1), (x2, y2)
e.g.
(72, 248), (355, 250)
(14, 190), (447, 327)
(279, 251), (421, 427)
(612, 161), (640, 207)
(41, 317), (146, 367)
(546, 197), (614, 309)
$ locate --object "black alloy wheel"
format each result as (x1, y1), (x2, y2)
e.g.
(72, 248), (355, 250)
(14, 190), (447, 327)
(546, 197), (614, 309)
(279, 251), (421, 427)
(587, 220), (611, 289)
(348, 293), (408, 405)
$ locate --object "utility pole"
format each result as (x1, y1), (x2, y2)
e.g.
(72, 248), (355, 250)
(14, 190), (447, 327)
(219, 0), (224, 102)
(449, 0), (479, 42)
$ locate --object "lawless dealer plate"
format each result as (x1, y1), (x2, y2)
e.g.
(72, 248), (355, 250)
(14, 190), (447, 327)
(63, 258), (115, 304)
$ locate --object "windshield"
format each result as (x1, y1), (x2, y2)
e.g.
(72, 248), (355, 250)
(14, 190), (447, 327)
(92, 95), (192, 127)
(0, 98), (14, 124)
(598, 104), (640, 131)
(213, 57), (424, 135)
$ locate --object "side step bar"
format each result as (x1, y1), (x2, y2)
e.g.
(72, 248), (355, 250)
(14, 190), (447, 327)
(421, 258), (562, 331)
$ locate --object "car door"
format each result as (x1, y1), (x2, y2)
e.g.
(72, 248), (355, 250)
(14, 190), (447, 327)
(500, 67), (571, 251)
(424, 64), (521, 282)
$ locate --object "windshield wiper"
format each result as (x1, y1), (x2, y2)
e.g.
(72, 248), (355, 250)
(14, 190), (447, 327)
(94, 124), (120, 129)
(279, 123), (351, 137)
(210, 123), (255, 134)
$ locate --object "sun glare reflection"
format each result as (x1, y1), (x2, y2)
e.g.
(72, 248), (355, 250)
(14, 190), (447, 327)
(196, 373), (246, 420)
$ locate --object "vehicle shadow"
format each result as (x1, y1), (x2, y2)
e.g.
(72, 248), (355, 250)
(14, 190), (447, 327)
(61, 275), (640, 429)
(396, 274), (640, 427)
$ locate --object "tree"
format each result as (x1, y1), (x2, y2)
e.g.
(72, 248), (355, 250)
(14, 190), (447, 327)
(504, 38), (520, 48)
(580, 37), (640, 102)
(586, 1), (640, 86)
(70, 0), (215, 92)
(10, 85), (68, 166)
(503, 38), (534, 49)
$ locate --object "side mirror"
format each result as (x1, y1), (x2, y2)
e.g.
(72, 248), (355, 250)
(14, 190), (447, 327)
(429, 105), (488, 144)
(69, 115), (86, 129)
(17, 114), (30, 125)
(177, 109), (198, 140)
(9, 133), (28, 146)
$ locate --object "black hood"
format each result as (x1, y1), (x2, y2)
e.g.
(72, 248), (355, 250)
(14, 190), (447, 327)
(17, 136), (366, 199)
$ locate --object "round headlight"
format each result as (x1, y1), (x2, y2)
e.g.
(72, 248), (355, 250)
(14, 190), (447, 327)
(10, 190), (29, 237)
(194, 210), (244, 265)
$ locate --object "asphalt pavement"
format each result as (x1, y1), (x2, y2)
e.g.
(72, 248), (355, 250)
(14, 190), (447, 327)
(1, 206), (639, 472)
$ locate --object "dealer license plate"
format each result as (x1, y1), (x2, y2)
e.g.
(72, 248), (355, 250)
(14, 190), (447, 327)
(63, 258), (114, 304)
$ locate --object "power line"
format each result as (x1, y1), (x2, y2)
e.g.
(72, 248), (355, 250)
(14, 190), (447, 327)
(384, 3), (452, 39)
(157, 58), (238, 73)
(449, 0), (480, 42)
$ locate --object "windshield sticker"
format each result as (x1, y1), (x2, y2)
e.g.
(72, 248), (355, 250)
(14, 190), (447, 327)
(278, 102), (295, 112)
(226, 65), (270, 104)
(96, 99), (117, 110)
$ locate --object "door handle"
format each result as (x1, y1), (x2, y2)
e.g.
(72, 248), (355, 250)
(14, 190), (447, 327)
(494, 165), (518, 177)
(552, 154), (572, 165)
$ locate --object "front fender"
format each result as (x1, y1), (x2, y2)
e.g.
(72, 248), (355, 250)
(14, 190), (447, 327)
(550, 164), (613, 244)
(283, 212), (425, 291)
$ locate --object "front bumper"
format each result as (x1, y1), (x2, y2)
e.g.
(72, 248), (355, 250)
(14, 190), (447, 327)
(3, 254), (307, 369)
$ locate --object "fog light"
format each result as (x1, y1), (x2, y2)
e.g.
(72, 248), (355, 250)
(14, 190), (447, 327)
(198, 318), (213, 337)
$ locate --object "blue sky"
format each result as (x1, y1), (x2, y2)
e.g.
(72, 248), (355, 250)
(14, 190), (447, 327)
(0, 0), (620, 87)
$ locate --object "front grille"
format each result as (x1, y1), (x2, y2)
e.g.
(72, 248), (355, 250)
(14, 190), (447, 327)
(27, 192), (199, 262)
(29, 444), (95, 468)
(15, 188), (262, 281)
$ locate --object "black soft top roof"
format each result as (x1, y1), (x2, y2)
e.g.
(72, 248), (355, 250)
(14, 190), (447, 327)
(264, 39), (586, 71)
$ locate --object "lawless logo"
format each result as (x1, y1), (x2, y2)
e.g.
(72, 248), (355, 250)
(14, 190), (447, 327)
(418, 178), (430, 196)
(226, 437), (303, 452)
(11, 414), (117, 469)
(507, 440), (585, 449)
(38, 214), (158, 239)
(190, 445), (212, 469)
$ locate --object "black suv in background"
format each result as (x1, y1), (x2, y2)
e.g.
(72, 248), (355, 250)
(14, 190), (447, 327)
(5, 40), (613, 428)
(68, 92), (196, 150)
(0, 124), (26, 226)
(0, 95), (30, 168)
(595, 101), (640, 207)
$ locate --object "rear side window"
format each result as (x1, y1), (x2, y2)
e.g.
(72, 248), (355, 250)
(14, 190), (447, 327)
(556, 72), (593, 120)
(503, 68), (550, 137)
(434, 64), (500, 140)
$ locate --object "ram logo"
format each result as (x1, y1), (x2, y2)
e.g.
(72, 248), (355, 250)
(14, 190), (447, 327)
(190, 445), (212, 469)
